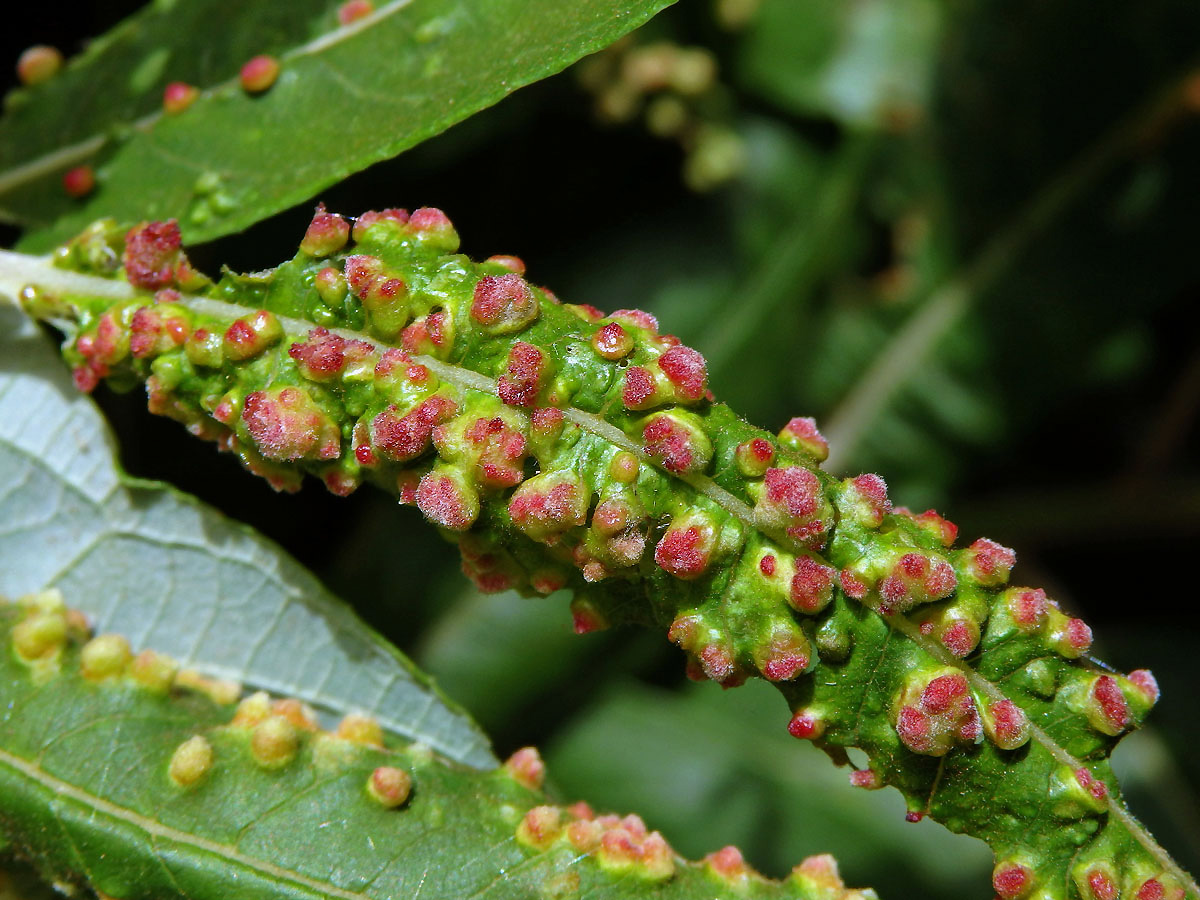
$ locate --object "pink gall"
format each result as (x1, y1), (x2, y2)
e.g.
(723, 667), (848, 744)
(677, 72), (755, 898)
(704, 845), (752, 885)
(754, 621), (812, 681)
(470, 273), (539, 334)
(964, 537), (1016, 586)
(299, 205), (350, 257)
(337, 0), (374, 24)
(735, 437), (775, 476)
(241, 388), (340, 462)
(162, 81), (200, 115)
(352, 207), (409, 241)
(894, 670), (981, 756)
(497, 342), (549, 407)
(124, 220), (184, 291)
(655, 514), (718, 579)
(223, 310), (283, 360)
(517, 806), (562, 849)
(983, 699), (1031, 750)
(1127, 668), (1160, 704)
(641, 410), (713, 475)
(62, 165), (96, 199)
(787, 710), (825, 740)
(401, 309), (453, 356)
(508, 473), (589, 540)
(408, 207), (460, 251)
(504, 746), (545, 790)
(839, 474), (890, 528)
(592, 322), (634, 360)
(849, 768), (881, 789)
(570, 596), (609, 633)
(895, 507), (959, 547)
(367, 766), (412, 808)
(453, 415), (528, 489)
(1077, 864), (1120, 900)
(877, 552), (956, 614)
(992, 861), (1034, 900)
(608, 308), (659, 333)
(416, 468), (479, 531)
(656, 345), (707, 402)
(16, 45), (62, 86)
(370, 395), (457, 463)
(755, 466), (829, 547)
(1086, 674), (1131, 736)
(485, 254), (526, 274)
(240, 55), (281, 94)
(778, 416), (829, 462)
(789, 555), (835, 615)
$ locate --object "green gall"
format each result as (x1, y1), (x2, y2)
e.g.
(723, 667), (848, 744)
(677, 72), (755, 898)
(129, 649), (178, 693)
(250, 716), (300, 768)
(12, 611), (67, 662)
(299, 205), (350, 257)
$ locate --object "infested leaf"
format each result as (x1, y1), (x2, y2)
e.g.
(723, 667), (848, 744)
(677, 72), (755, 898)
(2, 205), (1194, 897)
(0, 0), (676, 250)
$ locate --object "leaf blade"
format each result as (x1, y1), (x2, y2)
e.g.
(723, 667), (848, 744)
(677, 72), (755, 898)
(0, 307), (495, 768)
(0, 0), (676, 250)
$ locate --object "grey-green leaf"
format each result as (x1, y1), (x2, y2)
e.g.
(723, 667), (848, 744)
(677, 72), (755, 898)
(0, 0), (675, 250)
(0, 307), (495, 768)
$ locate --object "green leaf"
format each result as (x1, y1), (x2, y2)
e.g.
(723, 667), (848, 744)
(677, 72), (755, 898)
(0, 306), (495, 769)
(5, 205), (1196, 897)
(0, 597), (877, 900)
(0, 0), (675, 250)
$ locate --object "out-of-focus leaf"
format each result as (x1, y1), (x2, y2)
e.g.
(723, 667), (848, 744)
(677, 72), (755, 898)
(734, 0), (942, 128)
(0, 308), (495, 768)
(547, 679), (991, 900)
(1, 0), (676, 250)
(0, 601), (879, 900)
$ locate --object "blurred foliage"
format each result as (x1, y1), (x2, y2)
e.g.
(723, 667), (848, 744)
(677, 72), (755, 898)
(5, 0), (1199, 896)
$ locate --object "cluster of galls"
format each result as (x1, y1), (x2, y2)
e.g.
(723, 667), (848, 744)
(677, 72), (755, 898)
(5, 589), (417, 809)
(44, 211), (1169, 848)
(516, 800), (875, 898)
(991, 849), (1190, 900)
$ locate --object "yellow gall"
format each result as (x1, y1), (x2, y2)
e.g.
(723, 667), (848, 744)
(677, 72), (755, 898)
(271, 698), (319, 732)
(12, 612), (67, 661)
(516, 805), (562, 849)
(608, 451), (639, 483)
(16, 45), (62, 86)
(232, 690), (272, 727)
(80, 634), (132, 681)
(18, 588), (65, 616)
(175, 669), (242, 705)
(367, 766), (412, 808)
(335, 713), (384, 747)
(240, 55), (280, 94)
(250, 716), (300, 768)
(168, 735), (214, 788)
(129, 649), (178, 693)
(338, 0), (374, 24)
(504, 746), (545, 790)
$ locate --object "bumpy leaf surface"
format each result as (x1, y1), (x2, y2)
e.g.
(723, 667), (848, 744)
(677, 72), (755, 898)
(0, 306), (493, 768)
(2, 208), (1196, 899)
(0, 0), (674, 250)
(0, 594), (874, 900)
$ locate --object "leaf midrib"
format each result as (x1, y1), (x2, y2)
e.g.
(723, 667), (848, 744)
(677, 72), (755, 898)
(0, 745), (367, 900)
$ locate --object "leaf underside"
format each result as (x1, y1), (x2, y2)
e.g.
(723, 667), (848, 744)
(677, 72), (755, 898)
(2, 204), (1196, 900)
(0, 0), (675, 251)
(0, 307), (494, 769)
